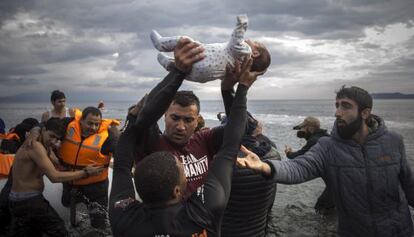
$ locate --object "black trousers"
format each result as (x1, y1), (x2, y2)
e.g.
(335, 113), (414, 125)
(62, 179), (109, 229)
(0, 175), (12, 235)
(8, 194), (68, 237)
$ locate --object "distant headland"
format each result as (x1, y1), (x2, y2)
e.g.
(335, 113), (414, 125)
(371, 93), (414, 99)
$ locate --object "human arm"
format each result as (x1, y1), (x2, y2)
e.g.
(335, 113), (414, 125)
(398, 139), (414, 207)
(203, 58), (261, 215)
(203, 62), (242, 153)
(238, 141), (327, 184)
(208, 59), (265, 153)
(101, 125), (120, 155)
(109, 118), (138, 202)
(31, 142), (103, 183)
(134, 38), (205, 131)
(221, 64), (238, 116)
(109, 109), (142, 228)
(48, 148), (60, 166)
(286, 137), (319, 159)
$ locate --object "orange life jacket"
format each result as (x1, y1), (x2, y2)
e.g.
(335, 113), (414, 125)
(0, 153), (14, 179)
(0, 133), (20, 142)
(59, 117), (119, 185)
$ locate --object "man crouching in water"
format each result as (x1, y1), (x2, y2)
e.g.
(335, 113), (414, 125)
(8, 118), (104, 237)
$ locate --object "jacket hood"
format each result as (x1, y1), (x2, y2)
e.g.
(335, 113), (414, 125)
(331, 114), (386, 145)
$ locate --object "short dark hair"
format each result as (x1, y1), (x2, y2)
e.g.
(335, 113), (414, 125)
(22, 118), (39, 128)
(251, 46), (271, 72)
(172, 91), (200, 113)
(134, 151), (180, 204)
(50, 90), (66, 103)
(44, 118), (66, 140)
(13, 118), (40, 141)
(336, 85), (373, 112)
(81, 107), (102, 120)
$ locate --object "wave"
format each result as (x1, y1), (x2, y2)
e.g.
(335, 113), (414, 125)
(201, 112), (335, 126)
(202, 112), (413, 129)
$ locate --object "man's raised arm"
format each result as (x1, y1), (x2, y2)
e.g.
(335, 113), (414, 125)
(134, 38), (205, 130)
(203, 58), (264, 216)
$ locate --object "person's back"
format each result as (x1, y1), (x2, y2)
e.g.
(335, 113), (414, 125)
(113, 192), (213, 236)
(221, 117), (279, 237)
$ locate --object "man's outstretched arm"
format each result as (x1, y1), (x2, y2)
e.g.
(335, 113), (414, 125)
(134, 38), (205, 131)
(237, 141), (327, 184)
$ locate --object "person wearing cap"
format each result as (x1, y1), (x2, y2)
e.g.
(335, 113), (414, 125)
(284, 116), (329, 159)
(284, 116), (333, 214)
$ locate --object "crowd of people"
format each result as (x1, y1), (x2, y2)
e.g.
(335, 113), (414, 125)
(0, 15), (413, 237)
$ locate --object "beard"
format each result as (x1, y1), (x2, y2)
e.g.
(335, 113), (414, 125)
(297, 130), (311, 140)
(336, 115), (362, 140)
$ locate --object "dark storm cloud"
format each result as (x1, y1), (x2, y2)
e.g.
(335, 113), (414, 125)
(220, 0), (414, 38)
(0, 77), (39, 86)
(0, 0), (413, 99)
(0, 66), (47, 76)
(78, 79), (157, 91)
(0, 0), (34, 25)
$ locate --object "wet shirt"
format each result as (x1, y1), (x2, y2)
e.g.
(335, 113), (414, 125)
(141, 128), (222, 199)
(111, 185), (216, 237)
(131, 68), (224, 199)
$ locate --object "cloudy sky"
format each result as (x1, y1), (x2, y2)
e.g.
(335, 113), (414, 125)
(0, 0), (413, 101)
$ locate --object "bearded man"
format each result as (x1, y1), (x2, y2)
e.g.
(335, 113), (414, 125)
(237, 85), (414, 237)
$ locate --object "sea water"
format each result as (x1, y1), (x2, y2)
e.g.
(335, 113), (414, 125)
(1, 99), (413, 236)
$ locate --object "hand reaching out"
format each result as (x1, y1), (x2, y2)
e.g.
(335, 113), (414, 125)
(284, 145), (293, 155)
(238, 57), (266, 88)
(236, 145), (272, 176)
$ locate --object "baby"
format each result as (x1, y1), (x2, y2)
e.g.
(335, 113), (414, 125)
(150, 15), (271, 83)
